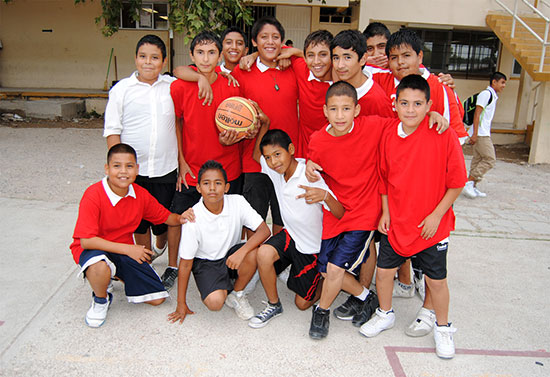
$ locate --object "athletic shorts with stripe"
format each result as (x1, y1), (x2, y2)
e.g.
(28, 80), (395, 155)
(318, 230), (375, 275)
(265, 229), (321, 302)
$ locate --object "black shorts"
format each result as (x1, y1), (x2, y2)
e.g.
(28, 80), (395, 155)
(266, 230), (321, 301)
(170, 175), (244, 215)
(243, 172), (283, 226)
(134, 170), (177, 235)
(192, 243), (243, 300)
(377, 235), (448, 280)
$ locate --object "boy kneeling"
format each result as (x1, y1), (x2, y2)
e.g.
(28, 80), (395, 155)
(360, 75), (466, 359)
(168, 161), (270, 323)
(70, 143), (187, 328)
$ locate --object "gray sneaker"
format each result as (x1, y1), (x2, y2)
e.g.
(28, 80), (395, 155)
(248, 301), (283, 328)
(161, 267), (178, 291)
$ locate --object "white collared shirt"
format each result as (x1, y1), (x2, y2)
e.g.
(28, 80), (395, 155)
(326, 121), (355, 134)
(219, 62), (231, 74)
(356, 70), (375, 100)
(103, 72), (178, 178)
(261, 157), (333, 254)
(255, 56), (279, 73)
(307, 70), (333, 84)
(178, 195), (263, 260)
(101, 177), (136, 206)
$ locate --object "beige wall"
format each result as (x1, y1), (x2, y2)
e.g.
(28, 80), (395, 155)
(0, 0), (169, 89)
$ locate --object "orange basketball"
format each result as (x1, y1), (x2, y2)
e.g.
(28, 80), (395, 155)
(215, 96), (257, 137)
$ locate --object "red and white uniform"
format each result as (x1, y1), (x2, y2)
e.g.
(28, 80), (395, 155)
(378, 117), (467, 256)
(356, 71), (394, 118)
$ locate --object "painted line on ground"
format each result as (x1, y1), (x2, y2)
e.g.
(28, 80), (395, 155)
(384, 346), (550, 377)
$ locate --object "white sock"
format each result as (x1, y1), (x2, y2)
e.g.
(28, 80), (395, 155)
(355, 287), (369, 301)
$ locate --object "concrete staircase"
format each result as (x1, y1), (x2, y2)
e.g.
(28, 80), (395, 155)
(487, 13), (550, 81)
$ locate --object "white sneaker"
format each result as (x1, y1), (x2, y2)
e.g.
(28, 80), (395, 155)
(225, 291), (254, 320)
(434, 324), (457, 359)
(462, 181), (477, 199)
(473, 186), (487, 198)
(359, 308), (395, 337)
(392, 280), (415, 298)
(414, 273), (426, 301)
(85, 293), (112, 328)
(405, 307), (436, 337)
(151, 242), (167, 261)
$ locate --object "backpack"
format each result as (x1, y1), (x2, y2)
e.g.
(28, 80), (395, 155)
(462, 90), (493, 126)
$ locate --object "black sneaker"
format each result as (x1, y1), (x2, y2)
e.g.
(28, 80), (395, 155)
(352, 291), (379, 327)
(161, 267), (178, 291)
(309, 306), (330, 340)
(334, 294), (364, 320)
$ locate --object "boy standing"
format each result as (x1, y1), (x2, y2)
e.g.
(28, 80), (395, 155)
(168, 161), (270, 322)
(248, 127), (344, 328)
(163, 31), (243, 290)
(360, 75), (466, 359)
(103, 34), (178, 260)
(463, 72), (507, 199)
(70, 144), (186, 328)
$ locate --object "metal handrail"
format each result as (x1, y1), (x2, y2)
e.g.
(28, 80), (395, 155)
(495, 0), (550, 72)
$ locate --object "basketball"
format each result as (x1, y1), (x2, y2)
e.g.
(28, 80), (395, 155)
(215, 96), (257, 137)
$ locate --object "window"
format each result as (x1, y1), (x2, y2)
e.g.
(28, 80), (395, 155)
(513, 59), (522, 76)
(120, 2), (169, 30)
(409, 28), (500, 78)
(319, 7), (352, 24)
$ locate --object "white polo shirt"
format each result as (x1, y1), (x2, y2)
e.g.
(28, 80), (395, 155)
(471, 86), (498, 137)
(261, 157), (333, 255)
(178, 195), (263, 261)
(103, 72), (178, 178)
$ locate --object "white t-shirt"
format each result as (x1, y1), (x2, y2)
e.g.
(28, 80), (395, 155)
(103, 72), (178, 178)
(178, 195), (263, 261)
(261, 157), (333, 254)
(469, 86), (498, 137)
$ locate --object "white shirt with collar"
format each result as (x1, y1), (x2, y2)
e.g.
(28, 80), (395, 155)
(101, 177), (136, 206)
(307, 70), (333, 85)
(219, 62), (231, 74)
(261, 157), (334, 254)
(103, 71), (178, 178)
(471, 86), (498, 137)
(255, 56), (279, 73)
(178, 195), (263, 261)
(356, 69), (375, 101)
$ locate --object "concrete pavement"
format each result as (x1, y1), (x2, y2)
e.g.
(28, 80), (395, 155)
(0, 127), (549, 376)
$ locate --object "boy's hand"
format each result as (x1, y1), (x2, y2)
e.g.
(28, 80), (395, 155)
(167, 303), (194, 324)
(305, 160), (322, 183)
(296, 185), (326, 204)
(220, 72), (240, 87)
(245, 100), (269, 139)
(219, 129), (245, 145)
(226, 249), (245, 270)
(366, 55), (388, 69)
(276, 57), (291, 71)
(180, 208), (196, 223)
(468, 134), (478, 145)
(438, 73), (455, 89)
(378, 213), (391, 235)
(418, 213), (443, 240)
(427, 111), (449, 134)
(177, 161), (195, 191)
(239, 53), (257, 72)
(197, 75), (213, 106)
(127, 244), (153, 264)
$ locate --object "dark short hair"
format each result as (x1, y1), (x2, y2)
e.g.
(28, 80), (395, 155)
(136, 34), (167, 60)
(190, 30), (222, 54)
(363, 22), (391, 41)
(260, 129), (293, 154)
(221, 26), (247, 45)
(331, 29), (367, 60)
(325, 80), (358, 105)
(386, 29), (423, 56)
(490, 71), (507, 84)
(198, 160), (227, 183)
(107, 143), (137, 163)
(395, 74), (431, 102)
(304, 30), (333, 54)
(251, 16), (285, 43)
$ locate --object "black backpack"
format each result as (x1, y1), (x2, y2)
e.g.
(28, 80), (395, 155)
(463, 90), (493, 126)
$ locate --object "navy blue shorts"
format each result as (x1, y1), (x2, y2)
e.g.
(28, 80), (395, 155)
(377, 235), (448, 280)
(318, 230), (375, 275)
(79, 249), (168, 303)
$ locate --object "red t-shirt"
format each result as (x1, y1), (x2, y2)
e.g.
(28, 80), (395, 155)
(308, 116), (397, 239)
(373, 70), (467, 137)
(69, 181), (171, 264)
(291, 56), (331, 158)
(378, 117), (467, 256)
(232, 63), (299, 172)
(357, 78), (395, 118)
(170, 75), (241, 185)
